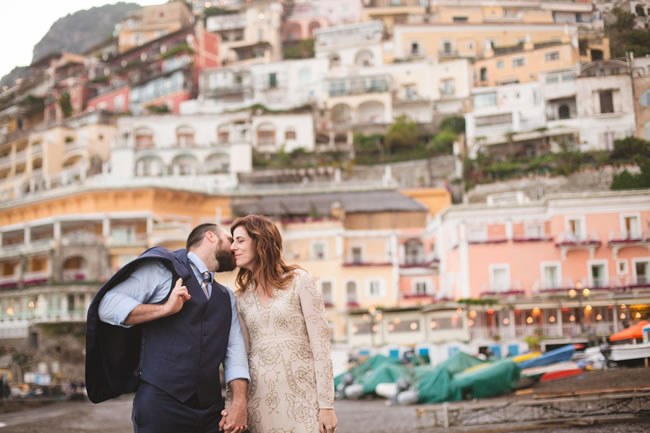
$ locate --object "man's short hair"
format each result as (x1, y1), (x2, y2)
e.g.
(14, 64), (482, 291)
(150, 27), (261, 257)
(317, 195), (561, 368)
(186, 223), (218, 250)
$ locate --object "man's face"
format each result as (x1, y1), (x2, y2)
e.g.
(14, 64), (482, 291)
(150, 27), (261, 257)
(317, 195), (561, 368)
(213, 228), (236, 272)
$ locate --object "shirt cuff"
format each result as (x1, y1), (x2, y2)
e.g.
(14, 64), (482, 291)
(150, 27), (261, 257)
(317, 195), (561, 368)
(225, 366), (251, 383)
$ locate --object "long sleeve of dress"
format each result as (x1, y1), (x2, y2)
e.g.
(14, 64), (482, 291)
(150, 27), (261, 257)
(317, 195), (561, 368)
(297, 271), (335, 409)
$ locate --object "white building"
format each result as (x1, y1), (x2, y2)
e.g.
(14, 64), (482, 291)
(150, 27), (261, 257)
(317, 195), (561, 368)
(575, 60), (636, 151)
(465, 82), (547, 158)
(110, 114), (253, 189)
(315, 20), (386, 69)
(251, 113), (315, 153)
(205, 1), (284, 66)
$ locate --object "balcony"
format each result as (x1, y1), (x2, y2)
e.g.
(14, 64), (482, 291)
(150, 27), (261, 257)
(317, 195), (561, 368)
(206, 12), (246, 32)
(61, 231), (102, 246)
(63, 269), (88, 281)
(14, 149), (27, 163)
(438, 49), (459, 59)
(0, 154), (10, 169)
(343, 255), (392, 267)
(480, 282), (524, 298)
(107, 233), (148, 247)
(467, 234), (508, 245)
(0, 275), (19, 289)
(364, 0), (424, 7)
(608, 230), (650, 257)
(512, 232), (553, 243)
(555, 232), (601, 259)
(0, 243), (24, 259)
(22, 270), (50, 286)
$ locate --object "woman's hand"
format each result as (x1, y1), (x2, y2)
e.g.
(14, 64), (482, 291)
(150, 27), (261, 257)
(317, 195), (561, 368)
(318, 408), (337, 433)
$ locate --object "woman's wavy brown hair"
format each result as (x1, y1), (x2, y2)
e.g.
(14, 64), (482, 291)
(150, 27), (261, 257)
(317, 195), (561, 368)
(230, 215), (299, 296)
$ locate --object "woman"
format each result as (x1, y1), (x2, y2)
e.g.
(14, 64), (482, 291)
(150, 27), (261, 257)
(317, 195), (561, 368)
(229, 215), (337, 433)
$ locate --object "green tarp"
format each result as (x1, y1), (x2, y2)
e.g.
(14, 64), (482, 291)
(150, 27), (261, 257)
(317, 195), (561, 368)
(449, 359), (521, 400)
(334, 354), (397, 389)
(416, 351), (486, 403)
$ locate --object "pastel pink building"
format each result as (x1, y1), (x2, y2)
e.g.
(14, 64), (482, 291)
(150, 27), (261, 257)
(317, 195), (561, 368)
(429, 190), (650, 341)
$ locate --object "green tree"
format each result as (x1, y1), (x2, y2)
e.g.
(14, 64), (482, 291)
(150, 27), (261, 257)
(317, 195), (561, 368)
(385, 115), (419, 154)
(607, 8), (650, 58)
(58, 92), (73, 118)
(439, 116), (466, 135)
(611, 163), (650, 190)
(428, 128), (457, 155)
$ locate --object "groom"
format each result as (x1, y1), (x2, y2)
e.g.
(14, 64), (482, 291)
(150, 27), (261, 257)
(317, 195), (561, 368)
(86, 223), (249, 433)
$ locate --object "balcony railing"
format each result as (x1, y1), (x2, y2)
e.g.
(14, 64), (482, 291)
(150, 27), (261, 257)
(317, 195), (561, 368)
(0, 275), (19, 289)
(107, 233), (148, 247)
(555, 232), (601, 246)
(22, 271), (50, 286)
(480, 281), (524, 297)
(343, 255), (392, 266)
(61, 231), (102, 246)
(608, 230), (648, 243)
(63, 269), (88, 281)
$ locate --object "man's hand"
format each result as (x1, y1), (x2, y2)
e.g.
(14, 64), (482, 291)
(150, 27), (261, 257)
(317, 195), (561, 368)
(163, 278), (190, 315)
(218, 402), (247, 433)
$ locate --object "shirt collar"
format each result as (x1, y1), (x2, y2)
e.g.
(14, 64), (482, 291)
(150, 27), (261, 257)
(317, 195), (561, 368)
(188, 252), (211, 278)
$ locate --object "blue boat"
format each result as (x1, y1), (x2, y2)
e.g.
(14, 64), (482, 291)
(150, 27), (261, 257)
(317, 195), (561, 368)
(517, 344), (575, 369)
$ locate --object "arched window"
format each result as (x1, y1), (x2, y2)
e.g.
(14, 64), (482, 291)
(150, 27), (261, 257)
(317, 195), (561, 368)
(308, 21), (321, 37)
(354, 50), (374, 67)
(134, 127), (154, 150)
(176, 125), (195, 148)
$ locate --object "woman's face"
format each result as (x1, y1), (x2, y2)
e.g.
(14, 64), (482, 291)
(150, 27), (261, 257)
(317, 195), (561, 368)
(231, 226), (256, 270)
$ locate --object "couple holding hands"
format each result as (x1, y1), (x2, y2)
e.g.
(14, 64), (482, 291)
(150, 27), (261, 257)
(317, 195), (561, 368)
(86, 215), (338, 433)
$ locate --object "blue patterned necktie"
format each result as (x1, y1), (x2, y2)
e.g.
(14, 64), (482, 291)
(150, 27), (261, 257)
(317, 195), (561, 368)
(201, 271), (212, 298)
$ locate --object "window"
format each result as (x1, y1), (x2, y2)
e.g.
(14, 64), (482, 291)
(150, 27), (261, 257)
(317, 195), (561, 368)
(268, 73), (278, 89)
(635, 260), (650, 285)
(589, 262), (607, 287)
(442, 40), (453, 54)
(321, 281), (333, 306)
(351, 247), (363, 264)
(346, 281), (358, 304)
(512, 57), (526, 68)
(367, 279), (384, 297)
(452, 16), (468, 22)
(311, 242), (325, 259)
(567, 217), (584, 240)
(496, 60), (504, 69)
(617, 260), (628, 275)
(545, 51), (560, 61)
(599, 90), (614, 114)
(404, 239), (424, 265)
(558, 104), (571, 119)
(640, 90), (650, 107)
(440, 78), (455, 96)
(256, 124), (276, 146)
(468, 225), (487, 242)
(410, 42), (420, 56)
(134, 127), (154, 150)
(525, 222), (544, 238)
(541, 263), (561, 290)
(413, 280), (431, 295)
(176, 126), (195, 148)
(218, 130), (229, 144)
(622, 215), (641, 239)
(473, 92), (497, 108)
(489, 264), (510, 292)
(479, 67), (488, 82)
(285, 129), (297, 140)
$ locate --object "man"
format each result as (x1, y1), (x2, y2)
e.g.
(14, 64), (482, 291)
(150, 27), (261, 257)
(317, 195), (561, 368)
(85, 224), (249, 433)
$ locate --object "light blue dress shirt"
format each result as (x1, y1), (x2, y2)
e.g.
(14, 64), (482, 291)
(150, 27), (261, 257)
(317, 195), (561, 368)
(98, 252), (250, 383)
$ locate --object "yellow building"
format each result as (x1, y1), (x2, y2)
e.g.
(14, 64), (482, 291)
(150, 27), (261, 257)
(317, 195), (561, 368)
(117, 2), (194, 53)
(0, 112), (117, 202)
(360, 0), (428, 36)
(473, 41), (580, 87)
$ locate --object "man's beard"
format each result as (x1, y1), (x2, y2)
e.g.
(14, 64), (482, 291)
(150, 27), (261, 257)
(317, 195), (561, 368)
(215, 249), (236, 272)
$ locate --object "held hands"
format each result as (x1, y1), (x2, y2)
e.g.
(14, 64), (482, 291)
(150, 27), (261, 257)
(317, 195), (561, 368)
(319, 408), (337, 433)
(218, 404), (247, 433)
(164, 278), (190, 316)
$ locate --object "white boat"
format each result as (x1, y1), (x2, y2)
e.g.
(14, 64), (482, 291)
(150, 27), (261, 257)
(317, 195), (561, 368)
(608, 342), (650, 362)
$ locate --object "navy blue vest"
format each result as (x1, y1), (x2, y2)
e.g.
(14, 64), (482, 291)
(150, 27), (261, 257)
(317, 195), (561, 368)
(85, 247), (232, 407)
